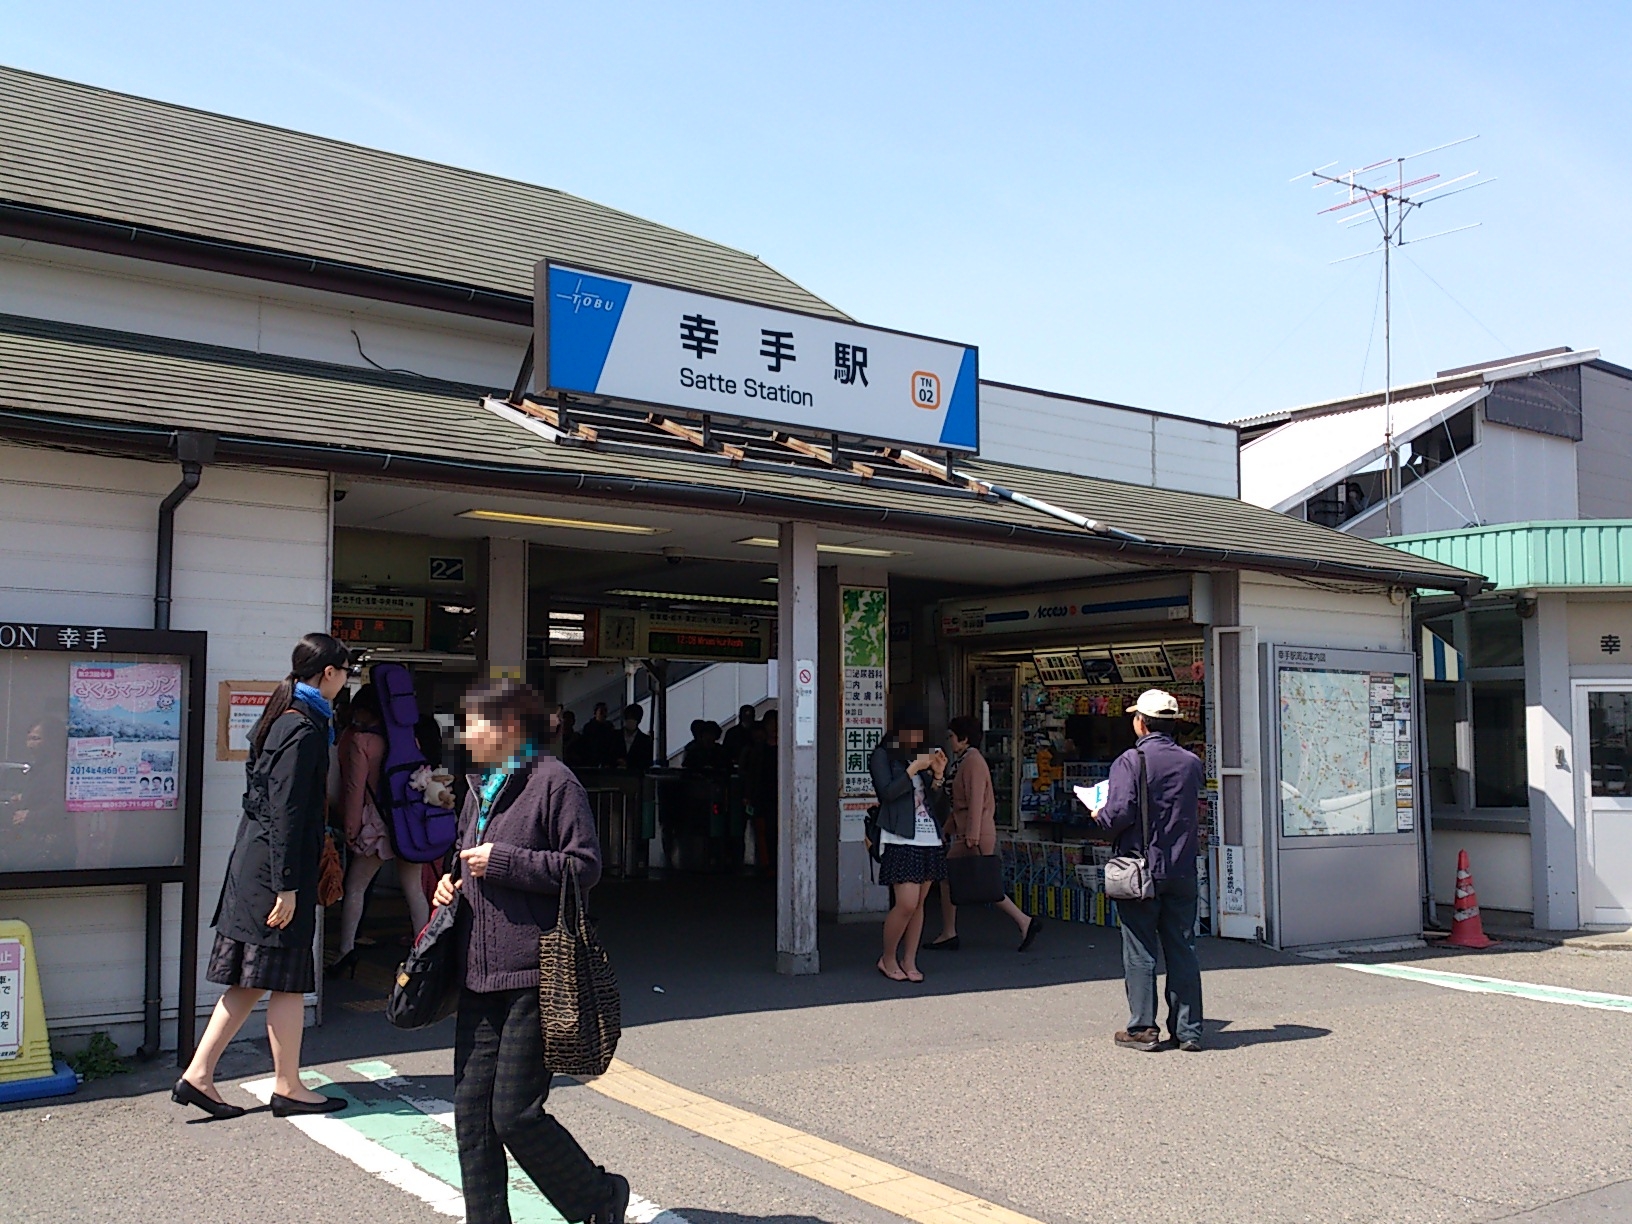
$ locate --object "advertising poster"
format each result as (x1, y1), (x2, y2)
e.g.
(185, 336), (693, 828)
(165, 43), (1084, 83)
(840, 587), (888, 797)
(66, 661), (182, 812)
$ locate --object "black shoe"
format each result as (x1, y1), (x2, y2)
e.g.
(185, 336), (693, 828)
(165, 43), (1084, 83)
(1018, 915), (1043, 952)
(171, 1078), (247, 1120)
(324, 949), (360, 980)
(1114, 1028), (1162, 1052)
(922, 935), (960, 952)
(1177, 1038), (1203, 1053)
(270, 1092), (348, 1117)
(592, 1172), (630, 1224)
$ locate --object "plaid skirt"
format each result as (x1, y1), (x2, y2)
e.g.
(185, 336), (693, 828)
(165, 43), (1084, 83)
(206, 932), (315, 995)
(878, 842), (947, 886)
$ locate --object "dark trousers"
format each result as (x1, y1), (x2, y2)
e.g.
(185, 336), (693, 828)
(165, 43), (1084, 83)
(454, 987), (608, 1224)
(1117, 875), (1203, 1043)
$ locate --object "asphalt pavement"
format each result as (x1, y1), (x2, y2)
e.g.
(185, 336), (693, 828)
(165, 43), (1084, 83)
(5, 876), (1631, 1223)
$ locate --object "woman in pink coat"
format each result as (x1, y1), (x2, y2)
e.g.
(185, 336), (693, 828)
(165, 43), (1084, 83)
(925, 716), (1041, 953)
(326, 684), (431, 978)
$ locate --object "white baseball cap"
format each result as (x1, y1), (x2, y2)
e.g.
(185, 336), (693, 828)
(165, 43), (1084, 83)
(1126, 689), (1180, 719)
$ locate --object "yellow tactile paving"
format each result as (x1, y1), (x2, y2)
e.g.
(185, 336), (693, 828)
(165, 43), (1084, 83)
(580, 1059), (1044, 1223)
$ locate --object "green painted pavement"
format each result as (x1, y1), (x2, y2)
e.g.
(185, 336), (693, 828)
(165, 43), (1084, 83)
(337, 1063), (570, 1224)
(1340, 962), (1632, 1012)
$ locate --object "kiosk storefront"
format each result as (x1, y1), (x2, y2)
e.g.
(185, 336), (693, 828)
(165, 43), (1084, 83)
(936, 575), (1428, 948)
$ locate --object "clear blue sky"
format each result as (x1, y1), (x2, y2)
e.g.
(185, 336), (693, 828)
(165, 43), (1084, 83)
(8, 2), (1628, 421)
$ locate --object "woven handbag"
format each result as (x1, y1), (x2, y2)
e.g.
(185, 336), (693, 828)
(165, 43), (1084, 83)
(537, 866), (621, 1077)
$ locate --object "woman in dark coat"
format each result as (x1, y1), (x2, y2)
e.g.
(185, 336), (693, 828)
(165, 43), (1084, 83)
(870, 710), (947, 983)
(173, 632), (352, 1121)
(431, 679), (629, 1224)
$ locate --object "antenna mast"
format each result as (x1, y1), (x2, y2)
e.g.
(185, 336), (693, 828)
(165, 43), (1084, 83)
(1295, 139), (1488, 534)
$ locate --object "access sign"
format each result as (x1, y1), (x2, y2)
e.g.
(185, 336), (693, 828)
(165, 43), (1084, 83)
(537, 261), (980, 452)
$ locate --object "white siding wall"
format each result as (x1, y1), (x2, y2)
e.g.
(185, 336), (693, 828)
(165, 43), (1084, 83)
(0, 239), (528, 388)
(978, 382), (1238, 497)
(1346, 420), (1580, 538)
(0, 443), (329, 1045)
(1431, 829), (1532, 913)
(1238, 573), (1409, 652)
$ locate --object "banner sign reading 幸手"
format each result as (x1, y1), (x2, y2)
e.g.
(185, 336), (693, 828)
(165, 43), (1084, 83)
(537, 261), (980, 452)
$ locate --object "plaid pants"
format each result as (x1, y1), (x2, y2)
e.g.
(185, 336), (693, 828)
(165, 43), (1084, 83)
(454, 987), (610, 1224)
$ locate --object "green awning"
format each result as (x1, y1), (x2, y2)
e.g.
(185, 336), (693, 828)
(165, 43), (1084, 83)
(1389, 521), (1632, 591)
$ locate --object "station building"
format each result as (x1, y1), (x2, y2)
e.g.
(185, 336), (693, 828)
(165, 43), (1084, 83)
(0, 67), (1480, 1055)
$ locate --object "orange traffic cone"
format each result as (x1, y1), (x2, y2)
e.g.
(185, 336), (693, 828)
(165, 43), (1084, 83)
(1444, 848), (1495, 949)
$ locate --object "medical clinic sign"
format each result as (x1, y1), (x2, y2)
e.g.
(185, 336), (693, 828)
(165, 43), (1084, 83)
(537, 261), (980, 452)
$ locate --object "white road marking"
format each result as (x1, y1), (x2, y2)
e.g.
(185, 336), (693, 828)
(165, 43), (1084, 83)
(1340, 961), (1632, 1013)
(240, 1076), (467, 1218)
(245, 1064), (690, 1224)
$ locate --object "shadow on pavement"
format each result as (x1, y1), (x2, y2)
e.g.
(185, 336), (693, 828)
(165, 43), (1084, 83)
(1204, 1018), (1331, 1048)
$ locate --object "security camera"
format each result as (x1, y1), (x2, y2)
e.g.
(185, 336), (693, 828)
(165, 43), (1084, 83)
(332, 488), (348, 503)
(1516, 596), (1538, 619)
(662, 546), (685, 566)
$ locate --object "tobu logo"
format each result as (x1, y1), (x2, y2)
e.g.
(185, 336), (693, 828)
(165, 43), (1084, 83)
(911, 370), (941, 410)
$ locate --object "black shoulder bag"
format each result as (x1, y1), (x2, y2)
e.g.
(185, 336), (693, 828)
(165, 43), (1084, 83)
(386, 857), (461, 1030)
(1103, 749), (1156, 902)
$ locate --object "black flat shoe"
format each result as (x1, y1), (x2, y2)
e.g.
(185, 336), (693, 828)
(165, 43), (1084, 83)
(324, 949), (359, 980)
(171, 1078), (246, 1120)
(592, 1171), (630, 1224)
(270, 1092), (348, 1117)
(1018, 915), (1043, 952)
(923, 935), (960, 952)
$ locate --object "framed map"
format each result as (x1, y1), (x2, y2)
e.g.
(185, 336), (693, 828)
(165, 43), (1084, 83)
(1278, 666), (1414, 837)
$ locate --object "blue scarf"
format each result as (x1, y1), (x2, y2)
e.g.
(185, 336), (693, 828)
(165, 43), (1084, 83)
(476, 742), (539, 839)
(293, 681), (336, 744)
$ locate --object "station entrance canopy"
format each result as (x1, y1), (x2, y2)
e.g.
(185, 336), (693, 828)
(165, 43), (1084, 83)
(537, 261), (980, 453)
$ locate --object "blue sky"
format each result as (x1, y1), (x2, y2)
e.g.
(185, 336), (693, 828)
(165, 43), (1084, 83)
(7, 2), (1628, 421)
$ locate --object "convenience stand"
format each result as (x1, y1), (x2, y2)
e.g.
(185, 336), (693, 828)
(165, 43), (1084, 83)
(0, 622), (206, 1066)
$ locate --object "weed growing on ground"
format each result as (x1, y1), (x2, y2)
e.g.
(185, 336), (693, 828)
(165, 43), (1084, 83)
(56, 1032), (130, 1081)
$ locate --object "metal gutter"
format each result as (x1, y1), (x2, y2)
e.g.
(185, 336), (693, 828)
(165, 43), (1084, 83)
(0, 201), (533, 325)
(0, 407), (1485, 596)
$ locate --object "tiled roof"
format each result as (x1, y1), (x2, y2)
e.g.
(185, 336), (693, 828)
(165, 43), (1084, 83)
(0, 66), (841, 315)
(0, 313), (1482, 594)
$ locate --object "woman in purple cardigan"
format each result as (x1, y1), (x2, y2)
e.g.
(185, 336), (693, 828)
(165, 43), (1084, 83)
(431, 680), (629, 1224)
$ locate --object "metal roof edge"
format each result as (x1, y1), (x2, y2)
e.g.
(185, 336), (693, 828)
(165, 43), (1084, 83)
(978, 379), (1239, 433)
(0, 403), (1483, 596)
(1386, 519), (1632, 545)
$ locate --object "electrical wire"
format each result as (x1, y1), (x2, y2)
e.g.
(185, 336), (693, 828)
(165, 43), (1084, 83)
(1358, 255), (1386, 392)
(350, 329), (426, 378)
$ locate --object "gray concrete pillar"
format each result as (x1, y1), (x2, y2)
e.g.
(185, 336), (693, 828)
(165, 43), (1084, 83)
(482, 536), (528, 681)
(777, 521), (820, 974)
(1524, 593), (1579, 928)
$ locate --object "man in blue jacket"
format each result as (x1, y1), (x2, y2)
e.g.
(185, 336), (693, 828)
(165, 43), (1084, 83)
(1091, 689), (1206, 1052)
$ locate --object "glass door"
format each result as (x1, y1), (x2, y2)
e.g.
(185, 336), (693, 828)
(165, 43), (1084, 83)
(975, 666), (1017, 831)
(1577, 685), (1632, 926)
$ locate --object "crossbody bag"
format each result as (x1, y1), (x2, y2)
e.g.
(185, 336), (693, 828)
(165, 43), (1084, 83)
(1103, 748), (1156, 902)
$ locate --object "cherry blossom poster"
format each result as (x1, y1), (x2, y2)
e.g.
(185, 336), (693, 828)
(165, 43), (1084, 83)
(65, 661), (182, 812)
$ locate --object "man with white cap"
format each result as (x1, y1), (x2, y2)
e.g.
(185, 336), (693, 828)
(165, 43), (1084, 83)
(1090, 688), (1206, 1052)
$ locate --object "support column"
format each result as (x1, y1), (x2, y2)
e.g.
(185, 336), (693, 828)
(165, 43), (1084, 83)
(481, 537), (528, 681)
(777, 521), (820, 974)
(1525, 594), (1578, 928)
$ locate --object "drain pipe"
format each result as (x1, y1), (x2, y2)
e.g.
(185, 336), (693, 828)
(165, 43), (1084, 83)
(140, 432), (215, 1061)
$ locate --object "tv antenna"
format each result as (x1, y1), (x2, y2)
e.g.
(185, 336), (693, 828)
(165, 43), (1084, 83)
(1293, 137), (1491, 534)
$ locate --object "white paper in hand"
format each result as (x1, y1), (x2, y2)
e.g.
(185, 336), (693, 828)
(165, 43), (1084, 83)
(1074, 780), (1110, 814)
